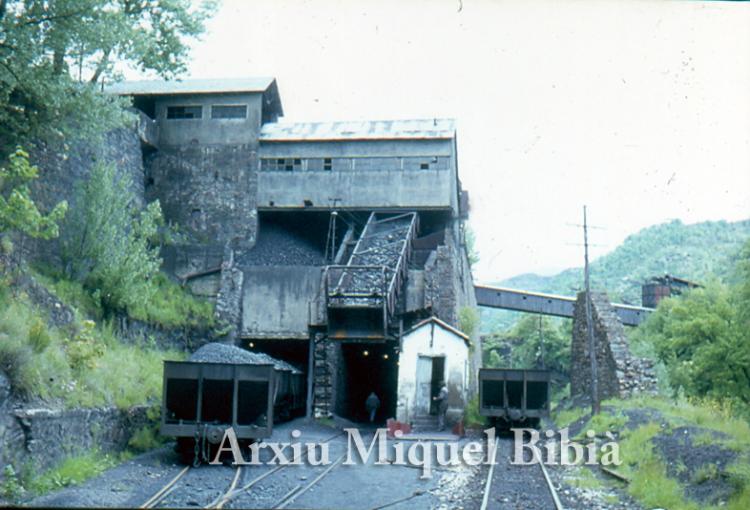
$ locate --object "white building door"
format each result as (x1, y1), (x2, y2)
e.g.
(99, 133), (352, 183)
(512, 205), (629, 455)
(415, 355), (433, 415)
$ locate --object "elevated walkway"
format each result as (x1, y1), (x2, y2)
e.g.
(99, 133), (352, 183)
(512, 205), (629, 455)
(325, 212), (418, 339)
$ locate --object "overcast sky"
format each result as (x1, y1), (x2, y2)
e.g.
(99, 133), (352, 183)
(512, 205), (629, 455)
(128, 0), (750, 282)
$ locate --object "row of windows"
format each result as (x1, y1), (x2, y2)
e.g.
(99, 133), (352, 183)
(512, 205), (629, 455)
(165, 105), (247, 120)
(260, 157), (450, 172)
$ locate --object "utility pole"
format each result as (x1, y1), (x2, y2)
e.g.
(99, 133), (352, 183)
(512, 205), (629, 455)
(583, 205), (600, 415)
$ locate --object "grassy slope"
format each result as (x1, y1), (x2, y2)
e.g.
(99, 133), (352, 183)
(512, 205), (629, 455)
(553, 396), (750, 510)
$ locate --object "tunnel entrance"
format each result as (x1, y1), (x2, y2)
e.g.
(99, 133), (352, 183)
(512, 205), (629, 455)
(336, 342), (399, 424)
(241, 338), (309, 372)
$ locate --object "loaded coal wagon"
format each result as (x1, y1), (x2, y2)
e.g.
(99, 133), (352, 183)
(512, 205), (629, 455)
(161, 343), (304, 464)
(479, 368), (551, 428)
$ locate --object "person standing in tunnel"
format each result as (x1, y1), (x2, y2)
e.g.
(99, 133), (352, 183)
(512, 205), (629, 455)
(433, 382), (449, 431)
(366, 391), (380, 423)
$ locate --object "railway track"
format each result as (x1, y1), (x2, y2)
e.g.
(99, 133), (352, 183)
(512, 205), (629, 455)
(480, 438), (564, 510)
(139, 431), (345, 510)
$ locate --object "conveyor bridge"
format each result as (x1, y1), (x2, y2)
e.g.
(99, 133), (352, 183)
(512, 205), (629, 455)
(474, 284), (652, 326)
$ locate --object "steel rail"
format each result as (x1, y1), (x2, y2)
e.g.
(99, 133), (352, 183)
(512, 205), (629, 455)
(214, 430), (345, 507)
(479, 439), (499, 510)
(538, 460), (564, 510)
(274, 453), (346, 509)
(205, 466), (243, 509)
(139, 465), (191, 509)
(479, 439), (564, 510)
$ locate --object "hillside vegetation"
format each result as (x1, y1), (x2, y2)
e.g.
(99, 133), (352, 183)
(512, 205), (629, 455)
(482, 219), (750, 333)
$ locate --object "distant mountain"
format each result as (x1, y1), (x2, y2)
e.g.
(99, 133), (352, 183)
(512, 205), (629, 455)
(480, 218), (750, 333)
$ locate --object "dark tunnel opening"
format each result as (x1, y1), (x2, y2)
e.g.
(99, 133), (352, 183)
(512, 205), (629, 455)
(336, 342), (399, 424)
(242, 338), (309, 371)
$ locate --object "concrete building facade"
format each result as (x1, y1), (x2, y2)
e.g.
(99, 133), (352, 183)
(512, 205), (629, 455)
(107, 77), (478, 424)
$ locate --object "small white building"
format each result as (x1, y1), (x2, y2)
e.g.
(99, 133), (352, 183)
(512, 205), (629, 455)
(396, 317), (471, 425)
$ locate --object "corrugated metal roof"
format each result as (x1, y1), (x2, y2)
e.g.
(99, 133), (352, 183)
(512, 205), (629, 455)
(105, 77), (277, 96)
(260, 119), (456, 141)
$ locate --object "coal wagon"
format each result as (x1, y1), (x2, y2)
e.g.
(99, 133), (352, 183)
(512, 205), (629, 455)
(161, 343), (305, 464)
(479, 368), (551, 428)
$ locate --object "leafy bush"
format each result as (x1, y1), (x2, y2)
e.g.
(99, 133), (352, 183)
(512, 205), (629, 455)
(0, 148), (67, 240)
(65, 320), (104, 372)
(28, 318), (51, 353)
(0, 465), (25, 502)
(458, 307), (479, 338)
(128, 426), (161, 452)
(62, 162), (163, 315)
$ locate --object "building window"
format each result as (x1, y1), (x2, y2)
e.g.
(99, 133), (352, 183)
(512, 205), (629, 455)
(211, 105), (247, 119)
(166, 105), (202, 119)
(268, 158), (303, 171)
(420, 162), (430, 170)
(324, 158), (332, 171)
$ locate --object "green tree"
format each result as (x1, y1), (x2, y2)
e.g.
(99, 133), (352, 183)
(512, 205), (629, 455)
(62, 161), (163, 314)
(511, 315), (570, 375)
(634, 272), (750, 406)
(484, 315), (570, 375)
(0, 147), (67, 239)
(0, 0), (214, 153)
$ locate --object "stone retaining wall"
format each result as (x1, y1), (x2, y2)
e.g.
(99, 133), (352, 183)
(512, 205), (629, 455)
(0, 390), (151, 475)
(571, 291), (656, 400)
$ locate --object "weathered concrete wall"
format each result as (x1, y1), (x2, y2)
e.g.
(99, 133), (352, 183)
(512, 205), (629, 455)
(571, 291), (656, 400)
(241, 266), (322, 339)
(257, 169), (455, 211)
(145, 145), (258, 249)
(396, 321), (469, 425)
(154, 93), (264, 146)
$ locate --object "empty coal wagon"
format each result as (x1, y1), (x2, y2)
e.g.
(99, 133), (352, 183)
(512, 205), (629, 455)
(479, 368), (551, 427)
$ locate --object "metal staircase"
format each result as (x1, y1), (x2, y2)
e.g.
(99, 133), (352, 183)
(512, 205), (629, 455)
(325, 212), (418, 339)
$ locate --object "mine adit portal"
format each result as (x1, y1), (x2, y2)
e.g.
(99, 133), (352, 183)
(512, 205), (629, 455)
(106, 77), (478, 426)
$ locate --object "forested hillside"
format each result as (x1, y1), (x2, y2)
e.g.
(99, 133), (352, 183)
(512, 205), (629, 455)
(482, 219), (750, 333)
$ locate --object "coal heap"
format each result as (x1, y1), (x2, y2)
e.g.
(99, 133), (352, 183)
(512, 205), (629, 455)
(238, 222), (325, 267)
(189, 342), (301, 374)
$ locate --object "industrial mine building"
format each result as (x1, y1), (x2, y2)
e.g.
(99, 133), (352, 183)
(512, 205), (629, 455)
(107, 78), (479, 424)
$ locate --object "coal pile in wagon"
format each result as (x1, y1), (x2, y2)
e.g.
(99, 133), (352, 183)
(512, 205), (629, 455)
(190, 342), (301, 374)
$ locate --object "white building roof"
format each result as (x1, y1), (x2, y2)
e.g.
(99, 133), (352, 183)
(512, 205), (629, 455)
(260, 118), (456, 141)
(403, 316), (471, 346)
